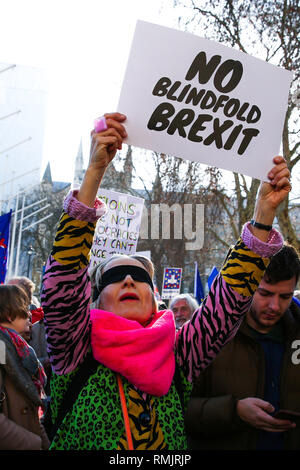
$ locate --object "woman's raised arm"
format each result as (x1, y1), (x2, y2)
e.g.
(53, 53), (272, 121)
(41, 114), (127, 375)
(176, 156), (291, 382)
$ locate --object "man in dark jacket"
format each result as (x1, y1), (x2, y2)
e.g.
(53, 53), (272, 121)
(185, 244), (300, 450)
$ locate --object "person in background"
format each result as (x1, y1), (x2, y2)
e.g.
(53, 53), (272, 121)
(294, 290), (300, 301)
(7, 276), (35, 308)
(20, 311), (33, 342)
(31, 296), (44, 325)
(170, 294), (199, 329)
(7, 276), (44, 338)
(7, 276), (44, 321)
(0, 284), (49, 450)
(30, 311), (52, 399)
(7, 279), (52, 416)
(185, 244), (300, 450)
(158, 301), (168, 310)
(293, 289), (300, 307)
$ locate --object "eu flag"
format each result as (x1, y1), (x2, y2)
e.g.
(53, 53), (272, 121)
(194, 262), (205, 304)
(293, 297), (300, 308)
(0, 211), (12, 284)
(207, 266), (219, 290)
(163, 268), (182, 290)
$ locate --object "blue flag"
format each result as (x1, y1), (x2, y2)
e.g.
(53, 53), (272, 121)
(194, 262), (205, 304)
(0, 210), (12, 284)
(293, 297), (300, 308)
(207, 266), (219, 290)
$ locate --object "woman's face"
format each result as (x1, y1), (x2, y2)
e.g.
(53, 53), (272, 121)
(9, 314), (30, 335)
(97, 258), (155, 326)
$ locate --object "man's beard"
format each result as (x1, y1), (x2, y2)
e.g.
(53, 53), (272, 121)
(248, 305), (279, 333)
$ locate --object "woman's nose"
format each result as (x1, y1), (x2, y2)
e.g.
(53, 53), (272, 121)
(122, 274), (135, 286)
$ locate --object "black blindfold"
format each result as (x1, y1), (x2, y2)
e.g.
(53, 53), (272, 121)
(92, 265), (154, 302)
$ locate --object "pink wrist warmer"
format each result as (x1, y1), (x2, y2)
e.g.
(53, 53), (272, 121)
(63, 190), (107, 223)
(242, 222), (283, 258)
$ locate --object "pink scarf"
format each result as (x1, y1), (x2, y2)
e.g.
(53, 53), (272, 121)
(90, 309), (176, 396)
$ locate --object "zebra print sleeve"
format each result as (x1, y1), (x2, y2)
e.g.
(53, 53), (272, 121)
(176, 227), (283, 383)
(41, 212), (97, 375)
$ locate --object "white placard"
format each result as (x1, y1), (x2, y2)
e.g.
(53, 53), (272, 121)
(90, 189), (144, 267)
(118, 21), (293, 181)
(161, 267), (182, 300)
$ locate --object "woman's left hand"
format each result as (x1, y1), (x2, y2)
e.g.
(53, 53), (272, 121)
(254, 156), (291, 220)
(259, 156), (291, 211)
(251, 156), (291, 241)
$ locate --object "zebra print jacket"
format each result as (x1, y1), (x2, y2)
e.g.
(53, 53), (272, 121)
(41, 191), (283, 450)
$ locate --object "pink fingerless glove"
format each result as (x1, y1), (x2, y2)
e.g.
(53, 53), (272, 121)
(63, 190), (107, 223)
(241, 222), (283, 258)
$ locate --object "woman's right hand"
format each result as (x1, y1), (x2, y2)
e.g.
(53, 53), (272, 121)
(77, 112), (127, 207)
(89, 112), (127, 171)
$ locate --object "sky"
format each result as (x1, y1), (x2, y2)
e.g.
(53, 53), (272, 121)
(1, 0), (298, 202)
(0, 0), (180, 182)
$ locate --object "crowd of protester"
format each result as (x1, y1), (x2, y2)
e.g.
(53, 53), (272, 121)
(0, 113), (299, 451)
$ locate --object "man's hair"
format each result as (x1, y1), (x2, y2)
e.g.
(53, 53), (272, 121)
(0, 284), (29, 323)
(170, 293), (199, 314)
(7, 276), (35, 304)
(264, 243), (300, 285)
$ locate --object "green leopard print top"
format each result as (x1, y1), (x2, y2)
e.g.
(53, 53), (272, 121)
(49, 361), (192, 450)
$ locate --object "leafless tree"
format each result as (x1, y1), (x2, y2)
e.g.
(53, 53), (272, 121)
(173, 0), (300, 250)
(114, 146), (227, 294)
(20, 181), (70, 292)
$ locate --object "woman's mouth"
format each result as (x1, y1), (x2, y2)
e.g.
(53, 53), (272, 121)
(119, 293), (139, 302)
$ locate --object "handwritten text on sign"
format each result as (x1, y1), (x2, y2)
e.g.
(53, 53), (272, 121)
(90, 189), (144, 267)
(118, 21), (292, 181)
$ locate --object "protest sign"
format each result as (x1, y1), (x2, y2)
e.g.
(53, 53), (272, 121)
(118, 21), (293, 181)
(161, 267), (182, 300)
(90, 189), (144, 267)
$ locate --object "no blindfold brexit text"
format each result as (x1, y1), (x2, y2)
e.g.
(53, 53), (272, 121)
(148, 51), (261, 155)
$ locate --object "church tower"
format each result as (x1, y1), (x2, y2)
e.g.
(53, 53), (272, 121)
(73, 139), (85, 187)
(122, 145), (133, 188)
(42, 162), (53, 185)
